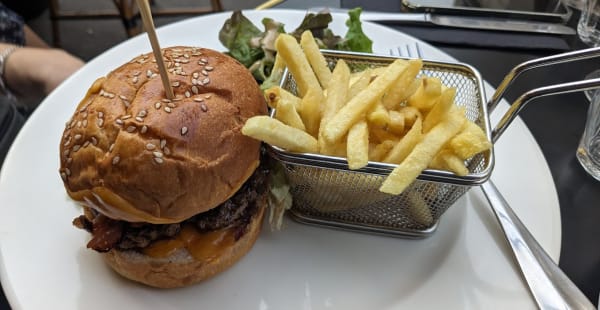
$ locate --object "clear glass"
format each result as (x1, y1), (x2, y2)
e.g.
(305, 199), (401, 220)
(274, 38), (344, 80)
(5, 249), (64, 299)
(576, 89), (600, 180)
(577, 0), (600, 46)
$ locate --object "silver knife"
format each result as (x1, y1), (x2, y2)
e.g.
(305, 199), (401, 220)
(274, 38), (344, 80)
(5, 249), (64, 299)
(314, 9), (576, 35)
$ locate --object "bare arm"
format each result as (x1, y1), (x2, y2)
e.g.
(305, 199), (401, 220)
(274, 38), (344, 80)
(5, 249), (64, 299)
(1, 42), (84, 98)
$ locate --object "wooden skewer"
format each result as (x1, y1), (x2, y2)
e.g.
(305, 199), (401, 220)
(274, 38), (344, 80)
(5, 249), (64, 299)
(135, 0), (174, 100)
(255, 0), (285, 10)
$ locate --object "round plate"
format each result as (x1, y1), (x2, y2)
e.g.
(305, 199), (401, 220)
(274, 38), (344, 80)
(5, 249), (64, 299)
(0, 9), (560, 309)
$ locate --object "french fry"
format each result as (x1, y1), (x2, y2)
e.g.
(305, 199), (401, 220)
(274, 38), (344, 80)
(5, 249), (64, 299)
(448, 121), (492, 160)
(242, 116), (318, 153)
(299, 88), (322, 137)
(382, 62), (422, 109)
(430, 149), (469, 176)
(275, 96), (306, 131)
(384, 117), (422, 164)
(347, 120), (369, 169)
(369, 140), (396, 162)
(422, 87), (457, 133)
(348, 69), (372, 99)
(319, 59), (350, 153)
(300, 31), (332, 89)
(264, 86), (302, 111)
(398, 106), (421, 128)
(367, 101), (390, 127)
(407, 77), (442, 110)
(323, 59), (415, 143)
(380, 107), (466, 195)
(387, 110), (405, 136)
(275, 34), (321, 97)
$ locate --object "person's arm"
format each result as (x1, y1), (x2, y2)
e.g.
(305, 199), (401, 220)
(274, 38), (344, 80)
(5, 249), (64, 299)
(1, 42), (84, 98)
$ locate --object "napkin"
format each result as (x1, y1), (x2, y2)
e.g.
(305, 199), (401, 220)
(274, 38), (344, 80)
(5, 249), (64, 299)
(376, 24), (572, 51)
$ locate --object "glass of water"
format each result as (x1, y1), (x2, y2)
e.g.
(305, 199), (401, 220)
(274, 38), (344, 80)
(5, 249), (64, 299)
(577, 88), (600, 180)
(577, 0), (600, 46)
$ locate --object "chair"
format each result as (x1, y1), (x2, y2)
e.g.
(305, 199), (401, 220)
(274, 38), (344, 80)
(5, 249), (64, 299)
(48, 0), (223, 46)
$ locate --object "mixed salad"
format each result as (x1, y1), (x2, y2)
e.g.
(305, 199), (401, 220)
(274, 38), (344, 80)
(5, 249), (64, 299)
(218, 8), (373, 89)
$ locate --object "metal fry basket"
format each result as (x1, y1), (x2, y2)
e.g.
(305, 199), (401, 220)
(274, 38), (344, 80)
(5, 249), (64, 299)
(266, 48), (600, 238)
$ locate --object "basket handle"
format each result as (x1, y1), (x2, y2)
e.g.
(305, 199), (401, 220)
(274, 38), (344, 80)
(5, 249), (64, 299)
(491, 77), (600, 143)
(488, 46), (600, 114)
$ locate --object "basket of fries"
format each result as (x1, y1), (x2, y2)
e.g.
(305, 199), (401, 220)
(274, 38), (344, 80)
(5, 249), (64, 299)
(243, 33), (600, 237)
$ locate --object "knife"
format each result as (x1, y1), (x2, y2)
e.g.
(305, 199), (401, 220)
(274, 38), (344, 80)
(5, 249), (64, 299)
(322, 10), (576, 35)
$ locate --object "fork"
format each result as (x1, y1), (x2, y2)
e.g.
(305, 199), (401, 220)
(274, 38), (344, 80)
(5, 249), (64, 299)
(392, 43), (595, 310)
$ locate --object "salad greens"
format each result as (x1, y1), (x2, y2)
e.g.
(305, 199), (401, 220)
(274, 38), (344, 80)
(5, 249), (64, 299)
(218, 8), (373, 87)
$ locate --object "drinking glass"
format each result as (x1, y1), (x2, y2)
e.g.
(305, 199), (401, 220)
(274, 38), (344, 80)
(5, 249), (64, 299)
(576, 87), (600, 180)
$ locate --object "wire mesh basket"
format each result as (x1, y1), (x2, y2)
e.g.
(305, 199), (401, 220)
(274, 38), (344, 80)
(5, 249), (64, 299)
(266, 50), (494, 238)
(265, 47), (600, 238)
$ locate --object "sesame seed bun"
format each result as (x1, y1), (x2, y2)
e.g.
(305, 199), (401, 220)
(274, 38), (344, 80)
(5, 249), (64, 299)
(59, 46), (267, 224)
(102, 205), (265, 288)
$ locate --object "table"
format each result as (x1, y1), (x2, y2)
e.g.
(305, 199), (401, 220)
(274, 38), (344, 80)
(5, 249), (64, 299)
(1, 3), (599, 308)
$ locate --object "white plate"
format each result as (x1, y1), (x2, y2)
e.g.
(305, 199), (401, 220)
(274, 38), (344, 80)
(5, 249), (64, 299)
(0, 9), (560, 310)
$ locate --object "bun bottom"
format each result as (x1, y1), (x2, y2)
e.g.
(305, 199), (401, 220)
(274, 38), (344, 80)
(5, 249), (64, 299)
(102, 206), (265, 288)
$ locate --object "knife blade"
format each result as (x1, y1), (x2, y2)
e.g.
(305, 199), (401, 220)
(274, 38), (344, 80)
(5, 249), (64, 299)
(359, 12), (576, 35)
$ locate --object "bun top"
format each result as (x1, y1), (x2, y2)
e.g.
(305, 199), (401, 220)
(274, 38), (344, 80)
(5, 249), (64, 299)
(59, 46), (266, 224)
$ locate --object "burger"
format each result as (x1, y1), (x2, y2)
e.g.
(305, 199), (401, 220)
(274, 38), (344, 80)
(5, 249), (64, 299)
(58, 46), (268, 288)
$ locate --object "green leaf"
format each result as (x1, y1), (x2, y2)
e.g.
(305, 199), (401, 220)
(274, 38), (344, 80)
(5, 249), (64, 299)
(337, 8), (373, 53)
(218, 11), (264, 68)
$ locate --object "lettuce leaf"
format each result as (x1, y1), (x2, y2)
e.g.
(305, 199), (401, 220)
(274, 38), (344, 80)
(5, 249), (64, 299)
(218, 11), (264, 68)
(336, 8), (373, 53)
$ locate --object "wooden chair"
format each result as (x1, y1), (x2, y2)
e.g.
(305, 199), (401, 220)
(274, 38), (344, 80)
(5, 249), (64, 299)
(48, 0), (223, 46)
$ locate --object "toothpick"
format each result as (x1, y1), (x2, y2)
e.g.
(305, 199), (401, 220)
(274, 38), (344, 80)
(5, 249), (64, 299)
(255, 0), (284, 10)
(135, 0), (174, 100)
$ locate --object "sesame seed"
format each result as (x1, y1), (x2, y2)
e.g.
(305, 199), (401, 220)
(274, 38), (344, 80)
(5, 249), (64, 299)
(65, 168), (71, 176)
(154, 157), (164, 164)
(112, 156), (120, 165)
(184, 54), (190, 59)
(192, 79), (198, 85)
(138, 110), (147, 117)
(121, 115), (132, 120)
(167, 102), (176, 108)
(200, 103), (208, 112)
(175, 63), (181, 67)
(172, 81), (180, 87)
(119, 95), (127, 100)
(205, 94), (212, 99)
(193, 97), (204, 102)
(135, 117), (144, 122)
(64, 149), (70, 156)
(162, 99), (171, 103)
(67, 158), (73, 164)
(146, 70), (153, 78)
(205, 66), (214, 71)
(74, 134), (82, 140)
(191, 86), (199, 94)
(63, 137), (71, 147)
(163, 146), (171, 155)
(126, 126), (136, 133)
(98, 112), (104, 118)
(83, 141), (90, 147)
(132, 71), (141, 76)
(193, 72), (199, 79)
(181, 126), (188, 135)
(107, 93), (115, 99)
(153, 151), (163, 158)
(201, 77), (210, 85)
(82, 119), (88, 127)
(200, 58), (208, 63)
(132, 76), (138, 84)
(173, 96), (182, 101)
(140, 125), (148, 134)
(201, 69), (208, 76)
(122, 100), (130, 108)
(77, 121), (82, 128)
(82, 112), (88, 119)
(73, 145), (81, 152)
(151, 73), (157, 78)
(115, 119), (124, 125)
(60, 172), (67, 181)
(160, 139), (166, 149)
(164, 107), (172, 113)
(99, 89), (105, 96)
(185, 91), (191, 98)
(154, 102), (161, 109)
(146, 143), (156, 150)
(91, 137), (98, 145)
(97, 118), (104, 127)
(109, 143), (115, 152)
(79, 106), (88, 113)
